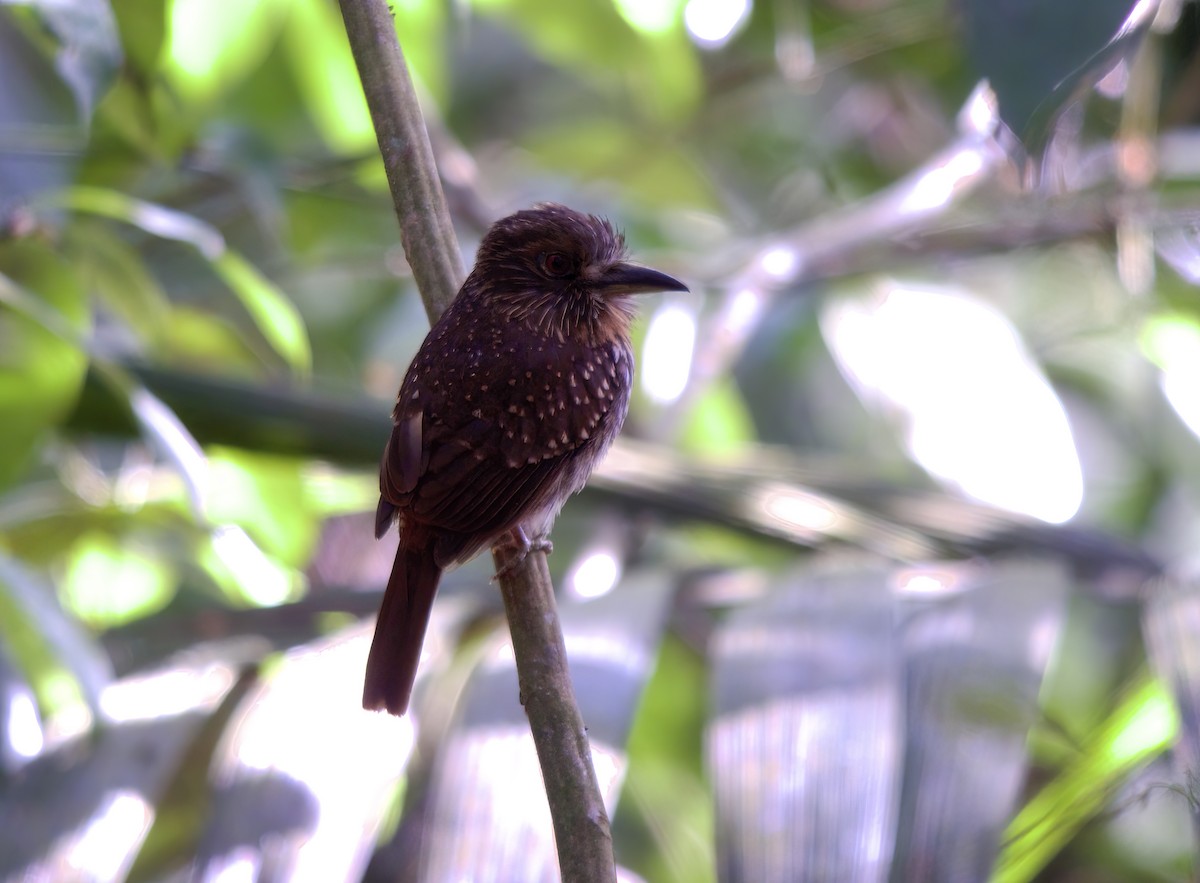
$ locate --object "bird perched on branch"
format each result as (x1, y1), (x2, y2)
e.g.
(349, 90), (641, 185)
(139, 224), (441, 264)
(365, 204), (687, 715)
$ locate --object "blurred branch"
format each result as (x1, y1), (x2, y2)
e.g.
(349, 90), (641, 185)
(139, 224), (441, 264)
(63, 362), (1161, 591)
(337, 4), (615, 879)
(67, 362), (389, 465)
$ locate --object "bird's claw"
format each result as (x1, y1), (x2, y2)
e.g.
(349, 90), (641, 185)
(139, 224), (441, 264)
(491, 528), (553, 581)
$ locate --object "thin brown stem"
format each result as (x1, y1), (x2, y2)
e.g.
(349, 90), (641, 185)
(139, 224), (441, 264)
(337, 0), (461, 320)
(493, 543), (615, 882)
(336, 2), (615, 879)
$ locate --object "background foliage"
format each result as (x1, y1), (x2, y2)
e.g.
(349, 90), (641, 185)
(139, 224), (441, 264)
(3, 0), (1200, 880)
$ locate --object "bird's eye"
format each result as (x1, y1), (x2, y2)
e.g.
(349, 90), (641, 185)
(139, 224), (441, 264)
(540, 252), (572, 277)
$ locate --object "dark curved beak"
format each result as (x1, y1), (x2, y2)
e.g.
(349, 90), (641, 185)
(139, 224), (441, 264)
(596, 262), (688, 296)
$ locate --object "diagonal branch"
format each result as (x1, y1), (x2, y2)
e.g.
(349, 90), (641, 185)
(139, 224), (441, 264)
(337, 0), (462, 320)
(336, 2), (615, 879)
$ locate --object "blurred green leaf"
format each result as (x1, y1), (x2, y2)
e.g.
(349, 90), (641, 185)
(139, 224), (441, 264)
(211, 251), (312, 378)
(282, 0), (375, 155)
(66, 219), (170, 339)
(61, 531), (175, 627)
(0, 11), (82, 219)
(0, 241), (89, 490)
(162, 0), (288, 103)
(301, 465), (376, 518)
(621, 635), (714, 883)
(52, 186), (312, 377)
(526, 119), (717, 209)
(680, 378), (755, 456)
(472, 0), (701, 123)
(152, 307), (265, 375)
(205, 448), (318, 567)
(1139, 311), (1200, 374)
(110, 0), (165, 76)
(0, 551), (112, 713)
(9, 0), (122, 122)
(391, 0), (449, 103)
(197, 524), (300, 607)
(993, 674), (1177, 883)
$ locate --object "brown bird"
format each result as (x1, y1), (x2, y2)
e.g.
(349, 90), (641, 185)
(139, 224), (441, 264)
(365, 204), (687, 715)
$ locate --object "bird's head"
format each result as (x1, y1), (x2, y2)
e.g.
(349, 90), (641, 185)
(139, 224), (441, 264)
(468, 204), (687, 344)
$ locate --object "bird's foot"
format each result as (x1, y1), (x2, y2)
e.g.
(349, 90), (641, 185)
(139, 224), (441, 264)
(491, 527), (553, 581)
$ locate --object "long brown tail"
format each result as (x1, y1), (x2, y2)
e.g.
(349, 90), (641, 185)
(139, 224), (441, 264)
(363, 538), (443, 715)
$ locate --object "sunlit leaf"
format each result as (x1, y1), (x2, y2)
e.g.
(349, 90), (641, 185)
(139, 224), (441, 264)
(197, 524), (300, 608)
(61, 531), (175, 628)
(0, 242), (89, 489)
(994, 674), (1177, 883)
(282, 0), (375, 155)
(282, 0), (447, 152)
(206, 448), (318, 567)
(821, 280), (1083, 524)
(391, 0), (449, 103)
(162, 0), (288, 103)
(301, 465), (376, 518)
(679, 379), (755, 456)
(1140, 312), (1200, 442)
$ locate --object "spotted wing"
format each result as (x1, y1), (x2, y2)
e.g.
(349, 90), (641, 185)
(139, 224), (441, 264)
(378, 340), (632, 567)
